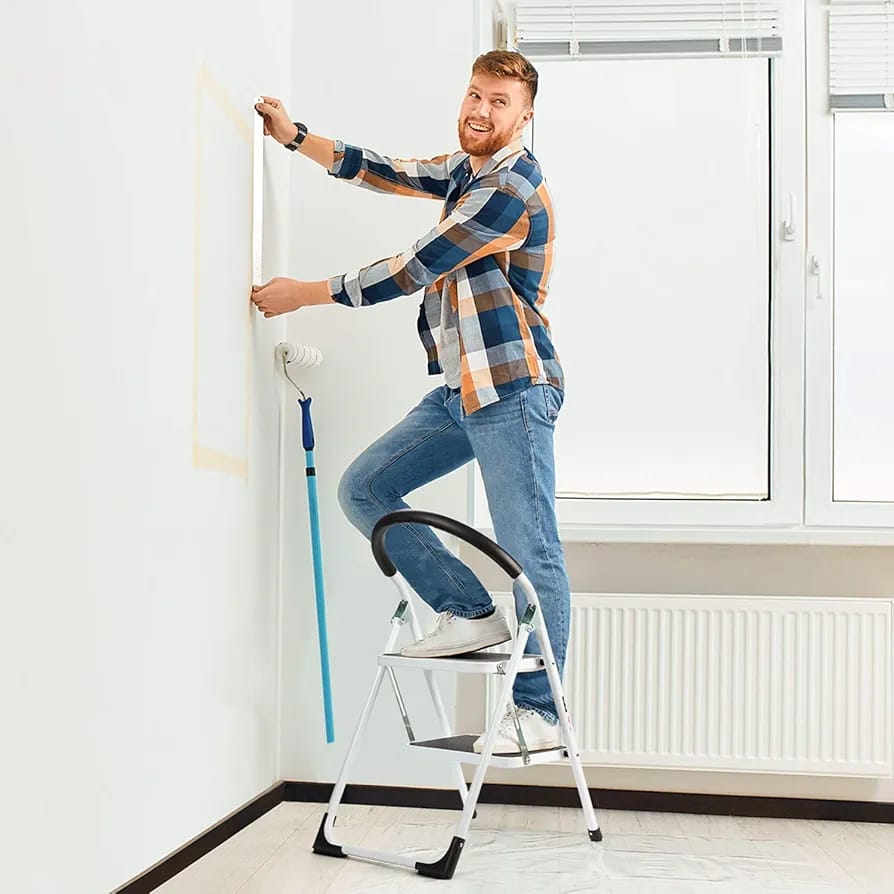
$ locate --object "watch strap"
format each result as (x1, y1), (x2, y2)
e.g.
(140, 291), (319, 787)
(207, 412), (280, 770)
(285, 122), (308, 151)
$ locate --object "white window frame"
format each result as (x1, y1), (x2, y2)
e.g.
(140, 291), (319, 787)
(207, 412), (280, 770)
(804, 0), (894, 527)
(471, 0), (810, 541)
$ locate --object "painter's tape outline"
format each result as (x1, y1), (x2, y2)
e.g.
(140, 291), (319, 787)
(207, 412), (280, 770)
(192, 65), (259, 479)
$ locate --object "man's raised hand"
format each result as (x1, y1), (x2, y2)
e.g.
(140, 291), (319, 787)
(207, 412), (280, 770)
(254, 96), (298, 145)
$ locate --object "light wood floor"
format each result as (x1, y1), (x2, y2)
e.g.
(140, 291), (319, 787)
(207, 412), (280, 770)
(155, 801), (894, 893)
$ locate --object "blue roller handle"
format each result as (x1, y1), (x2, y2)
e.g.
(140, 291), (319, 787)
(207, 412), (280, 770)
(298, 397), (334, 743)
(300, 395), (315, 450)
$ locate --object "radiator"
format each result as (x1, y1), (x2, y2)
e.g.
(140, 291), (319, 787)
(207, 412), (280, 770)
(490, 593), (892, 777)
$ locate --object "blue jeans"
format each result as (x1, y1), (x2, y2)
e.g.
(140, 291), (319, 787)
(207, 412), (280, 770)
(337, 383), (570, 723)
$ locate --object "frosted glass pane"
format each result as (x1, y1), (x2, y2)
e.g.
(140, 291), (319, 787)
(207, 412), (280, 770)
(833, 114), (894, 503)
(534, 58), (770, 499)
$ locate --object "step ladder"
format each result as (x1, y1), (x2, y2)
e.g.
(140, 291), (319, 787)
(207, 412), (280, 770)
(312, 509), (602, 880)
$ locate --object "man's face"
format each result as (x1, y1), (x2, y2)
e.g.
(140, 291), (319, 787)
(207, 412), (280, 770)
(458, 73), (533, 159)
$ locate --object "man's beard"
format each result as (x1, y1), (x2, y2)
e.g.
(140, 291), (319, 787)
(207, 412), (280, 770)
(458, 118), (509, 157)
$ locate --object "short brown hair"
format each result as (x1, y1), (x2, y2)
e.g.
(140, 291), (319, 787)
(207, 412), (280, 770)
(471, 50), (538, 106)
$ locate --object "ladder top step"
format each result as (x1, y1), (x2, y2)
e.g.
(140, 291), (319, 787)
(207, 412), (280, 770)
(378, 651), (545, 674)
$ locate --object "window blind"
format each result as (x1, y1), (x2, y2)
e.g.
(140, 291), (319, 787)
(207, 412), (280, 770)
(828, 1), (894, 110)
(512, 1), (782, 58)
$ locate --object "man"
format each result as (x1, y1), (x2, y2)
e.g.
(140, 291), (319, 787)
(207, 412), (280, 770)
(254, 51), (569, 754)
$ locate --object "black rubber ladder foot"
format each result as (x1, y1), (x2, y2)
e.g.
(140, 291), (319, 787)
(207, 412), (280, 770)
(415, 836), (465, 879)
(312, 813), (346, 858)
(588, 828), (603, 842)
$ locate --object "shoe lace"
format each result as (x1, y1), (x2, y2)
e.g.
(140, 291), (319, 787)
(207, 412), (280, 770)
(420, 611), (455, 641)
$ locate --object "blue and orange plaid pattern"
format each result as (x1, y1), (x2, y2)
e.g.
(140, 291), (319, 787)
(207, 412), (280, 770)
(326, 138), (563, 414)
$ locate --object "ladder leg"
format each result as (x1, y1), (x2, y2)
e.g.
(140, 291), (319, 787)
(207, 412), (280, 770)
(414, 625), (533, 881)
(316, 605), (406, 850)
(456, 624), (532, 840)
(536, 611), (602, 841)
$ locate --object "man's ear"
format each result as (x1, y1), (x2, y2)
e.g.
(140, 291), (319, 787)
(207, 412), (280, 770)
(519, 108), (534, 133)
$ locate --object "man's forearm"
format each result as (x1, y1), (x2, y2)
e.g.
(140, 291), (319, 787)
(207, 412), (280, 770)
(298, 279), (336, 306)
(286, 126), (336, 171)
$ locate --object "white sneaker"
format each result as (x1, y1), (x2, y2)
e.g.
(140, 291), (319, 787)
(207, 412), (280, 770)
(472, 705), (562, 754)
(400, 610), (511, 658)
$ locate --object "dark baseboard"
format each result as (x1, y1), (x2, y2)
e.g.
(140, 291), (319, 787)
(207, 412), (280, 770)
(284, 780), (894, 824)
(112, 782), (285, 894)
(284, 780), (467, 810)
(114, 780), (894, 891)
(586, 788), (894, 823)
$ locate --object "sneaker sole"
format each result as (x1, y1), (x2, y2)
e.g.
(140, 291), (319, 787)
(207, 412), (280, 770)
(400, 631), (512, 659)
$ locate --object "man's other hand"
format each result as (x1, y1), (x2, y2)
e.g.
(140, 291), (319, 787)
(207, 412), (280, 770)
(251, 277), (301, 317)
(251, 278), (334, 317)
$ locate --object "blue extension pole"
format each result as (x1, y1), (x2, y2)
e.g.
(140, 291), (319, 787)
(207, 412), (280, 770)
(297, 396), (335, 743)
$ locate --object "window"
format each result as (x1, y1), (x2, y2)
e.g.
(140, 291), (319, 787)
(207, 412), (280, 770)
(473, 1), (894, 541)
(534, 56), (771, 505)
(473, 1), (805, 534)
(805, 0), (894, 526)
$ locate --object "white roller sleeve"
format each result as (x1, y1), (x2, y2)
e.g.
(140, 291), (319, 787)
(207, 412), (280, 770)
(275, 342), (323, 368)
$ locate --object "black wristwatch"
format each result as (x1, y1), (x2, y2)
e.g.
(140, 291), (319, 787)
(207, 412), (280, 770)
(285, 122), (308, 151)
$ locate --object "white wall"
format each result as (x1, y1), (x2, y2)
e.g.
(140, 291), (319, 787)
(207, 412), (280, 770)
(278, 0), (479, 787)
(0, 2), (293, 891)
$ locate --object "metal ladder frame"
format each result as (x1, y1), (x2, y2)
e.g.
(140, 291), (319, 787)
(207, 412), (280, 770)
(312, 509), (601, 880)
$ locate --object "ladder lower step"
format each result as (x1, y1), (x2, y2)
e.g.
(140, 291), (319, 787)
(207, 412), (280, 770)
(410, 734), (567, 768)
(379, 652), (545, 675)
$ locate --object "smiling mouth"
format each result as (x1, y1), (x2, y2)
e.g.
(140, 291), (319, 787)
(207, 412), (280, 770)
(467, 122), (492, 133)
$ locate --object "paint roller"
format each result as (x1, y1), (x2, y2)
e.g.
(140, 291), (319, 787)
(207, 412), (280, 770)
(275, 342), (323, 370)
(276, 341), (335, 743)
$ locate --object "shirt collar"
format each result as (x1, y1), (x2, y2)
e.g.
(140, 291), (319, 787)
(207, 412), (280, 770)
(464, 138), (525, 180)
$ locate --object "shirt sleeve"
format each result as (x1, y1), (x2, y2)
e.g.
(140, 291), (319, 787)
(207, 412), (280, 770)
(327, 140), (465, 200)
(328, 184), (530, 308)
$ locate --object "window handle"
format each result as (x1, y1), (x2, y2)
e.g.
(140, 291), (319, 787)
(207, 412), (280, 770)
(809, 255), (823, 301)
(782, 192), (797, 241)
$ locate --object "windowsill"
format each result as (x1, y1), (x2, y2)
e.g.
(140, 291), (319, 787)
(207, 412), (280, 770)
(476, 523), (894, 546)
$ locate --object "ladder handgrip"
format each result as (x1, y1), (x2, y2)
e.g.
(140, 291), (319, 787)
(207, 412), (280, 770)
(371, 510), (523, 580)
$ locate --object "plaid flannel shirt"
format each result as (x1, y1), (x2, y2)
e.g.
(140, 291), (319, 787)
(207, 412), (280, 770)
(326, 137), (563, 414)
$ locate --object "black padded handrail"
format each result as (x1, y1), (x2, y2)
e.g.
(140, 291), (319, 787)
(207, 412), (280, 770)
(370, 509), (523, 580)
